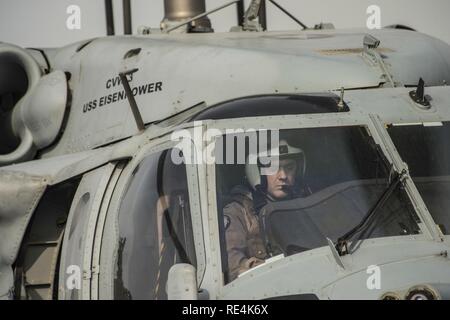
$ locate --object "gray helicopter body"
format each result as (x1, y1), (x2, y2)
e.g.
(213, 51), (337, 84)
(1, 1), (450, 300)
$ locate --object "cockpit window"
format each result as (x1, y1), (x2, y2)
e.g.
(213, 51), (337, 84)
(216, 126), (421, 283)
(388, 122), (450, 235)
(114, 149), (196, 299)
(190, 94), (349, 121)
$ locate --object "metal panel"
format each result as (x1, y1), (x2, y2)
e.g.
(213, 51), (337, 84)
(24, 246), (57, 286)
(58, 163), (116, 300)
(42, 28), (450, 157)
(0, 171), (47, 299)
(91, 162), (125, 299)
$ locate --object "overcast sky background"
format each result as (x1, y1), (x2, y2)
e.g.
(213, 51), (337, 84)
(0, 0), (449, 47)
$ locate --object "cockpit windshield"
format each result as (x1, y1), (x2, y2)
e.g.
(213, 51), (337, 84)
(388, 121), (450, 235)
(216, 126), (421, 282)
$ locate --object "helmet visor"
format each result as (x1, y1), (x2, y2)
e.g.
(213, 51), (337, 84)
(258, 153), (305, 176)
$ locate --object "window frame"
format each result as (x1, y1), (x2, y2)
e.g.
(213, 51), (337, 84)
(386, 121), (450, 237)
(59, 162), (118, 300)
(99, 135), (206, 299)
(201, 112), (441, 293)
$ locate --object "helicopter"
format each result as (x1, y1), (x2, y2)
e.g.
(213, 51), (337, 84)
(1, 0), (450, 300)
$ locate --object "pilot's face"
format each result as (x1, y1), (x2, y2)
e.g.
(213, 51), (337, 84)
(266, 158), (298, 200)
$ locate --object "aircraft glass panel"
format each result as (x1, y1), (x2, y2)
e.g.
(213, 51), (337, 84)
(388, 122), (450, 235)
(114, 149), (196, 299)
(191, 94), (349, 121)
(216, 126), (421, 282)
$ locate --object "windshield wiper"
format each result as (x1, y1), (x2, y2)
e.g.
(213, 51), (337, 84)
(335, 169), (407, 256)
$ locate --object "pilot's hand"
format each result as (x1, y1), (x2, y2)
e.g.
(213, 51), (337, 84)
(242, 257), (265, 272)
(236, 257), (266, 279)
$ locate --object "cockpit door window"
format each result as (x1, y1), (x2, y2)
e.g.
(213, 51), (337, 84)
(113, 148), (198, 300)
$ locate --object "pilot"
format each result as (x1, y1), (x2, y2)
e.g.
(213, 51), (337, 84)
(223, 139), (307, 281)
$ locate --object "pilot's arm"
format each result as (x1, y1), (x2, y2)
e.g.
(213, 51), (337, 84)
(223, 202), (266, 281)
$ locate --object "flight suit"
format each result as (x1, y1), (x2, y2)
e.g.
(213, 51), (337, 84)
(223, 185), (268, 281)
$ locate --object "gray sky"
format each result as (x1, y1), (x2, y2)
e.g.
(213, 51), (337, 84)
(1, 0), (449, 47)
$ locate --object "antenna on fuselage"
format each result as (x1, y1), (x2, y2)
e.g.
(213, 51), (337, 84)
(119, 68), (145, 133)
(409, 78), (430, 108)
(242, 0), (263, 31)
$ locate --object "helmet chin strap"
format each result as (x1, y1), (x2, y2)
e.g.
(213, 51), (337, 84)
(266, 193), (275, 201)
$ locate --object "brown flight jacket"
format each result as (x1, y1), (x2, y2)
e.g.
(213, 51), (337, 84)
(223, 185), (268, 281)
